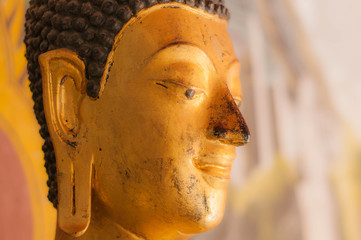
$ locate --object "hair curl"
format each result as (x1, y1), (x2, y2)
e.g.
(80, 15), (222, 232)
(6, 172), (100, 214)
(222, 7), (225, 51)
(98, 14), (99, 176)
(24, 0), (230, 208)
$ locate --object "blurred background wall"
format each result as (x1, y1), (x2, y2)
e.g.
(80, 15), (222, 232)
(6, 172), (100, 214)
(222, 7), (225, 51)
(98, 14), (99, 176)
(0, 0), (56, 239)
(194, 0), (361, 239)
(1, 0), (360, 239)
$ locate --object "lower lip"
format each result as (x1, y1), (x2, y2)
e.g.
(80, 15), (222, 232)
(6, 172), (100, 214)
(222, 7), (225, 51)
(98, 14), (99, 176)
(191, 156), (234, 189)
(192, 160), (232, 179)
(191, 158), (233, 189)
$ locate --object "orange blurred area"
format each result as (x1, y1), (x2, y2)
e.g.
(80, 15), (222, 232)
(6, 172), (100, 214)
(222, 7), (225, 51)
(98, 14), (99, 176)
(1, 0), (361, 240)
(0, 0), (56, 239)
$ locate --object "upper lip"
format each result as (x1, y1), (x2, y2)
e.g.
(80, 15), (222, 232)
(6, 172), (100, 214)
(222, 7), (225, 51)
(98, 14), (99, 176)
(192, 154), (235, 179)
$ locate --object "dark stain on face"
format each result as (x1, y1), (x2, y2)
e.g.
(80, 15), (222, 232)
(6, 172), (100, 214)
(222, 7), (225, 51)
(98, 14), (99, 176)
(173, 179), (181, 194)
(172, 168), (182, 194)
(212, 125), (227, 139)
(201, 33), (207, 45)
(206, 91), (250, 145)
(186, 148), (193, 154)
(125, 169), (130, 179)
(159, 158), (163, 172)
(203, 194), (209, 212)
(156, 158), (164, 182)
(186, 175), (197, 194)
(66, 140), (77, 148)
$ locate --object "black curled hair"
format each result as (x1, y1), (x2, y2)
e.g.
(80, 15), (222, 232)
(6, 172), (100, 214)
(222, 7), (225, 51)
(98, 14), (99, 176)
(24, 0), (229, 208)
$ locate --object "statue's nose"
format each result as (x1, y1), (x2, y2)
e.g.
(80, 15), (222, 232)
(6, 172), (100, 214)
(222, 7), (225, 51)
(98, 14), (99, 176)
(206, 89), (250, 146)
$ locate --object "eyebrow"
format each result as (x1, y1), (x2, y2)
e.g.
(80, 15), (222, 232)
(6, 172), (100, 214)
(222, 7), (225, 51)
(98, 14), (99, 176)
(144, 42), (217, 73)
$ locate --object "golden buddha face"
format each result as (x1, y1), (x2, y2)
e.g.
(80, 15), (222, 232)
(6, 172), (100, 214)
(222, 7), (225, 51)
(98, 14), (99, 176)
(39, 3), (249, 239)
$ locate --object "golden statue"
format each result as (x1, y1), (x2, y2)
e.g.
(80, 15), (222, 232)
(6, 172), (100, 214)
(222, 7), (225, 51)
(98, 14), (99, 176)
(25, 0), (249, 239)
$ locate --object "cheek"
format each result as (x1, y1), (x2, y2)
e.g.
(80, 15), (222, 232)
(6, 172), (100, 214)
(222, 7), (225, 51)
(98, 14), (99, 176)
(160, 164), (228, 232)
(93, 86), (227, 223)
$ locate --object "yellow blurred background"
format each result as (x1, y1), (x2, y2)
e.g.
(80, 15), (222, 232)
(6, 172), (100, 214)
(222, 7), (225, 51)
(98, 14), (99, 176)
(1, 0), (360, 239)
(0, 0), (56, 239)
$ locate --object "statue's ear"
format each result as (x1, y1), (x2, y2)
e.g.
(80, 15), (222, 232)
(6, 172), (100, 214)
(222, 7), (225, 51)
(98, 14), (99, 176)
(39, 49), (92, 237)
(39, 49), (87, 144)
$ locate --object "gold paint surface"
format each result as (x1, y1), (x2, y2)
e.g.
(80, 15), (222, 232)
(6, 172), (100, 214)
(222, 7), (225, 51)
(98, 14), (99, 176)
(39, 3), (249, 240)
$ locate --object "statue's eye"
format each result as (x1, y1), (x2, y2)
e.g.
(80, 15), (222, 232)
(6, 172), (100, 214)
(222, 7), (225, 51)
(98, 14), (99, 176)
(185, 89), (196, 99)
(155, 80), (205, 101)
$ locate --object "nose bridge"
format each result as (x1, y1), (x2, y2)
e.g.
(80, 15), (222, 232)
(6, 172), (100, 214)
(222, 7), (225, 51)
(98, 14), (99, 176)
(207, 87), (250, 146)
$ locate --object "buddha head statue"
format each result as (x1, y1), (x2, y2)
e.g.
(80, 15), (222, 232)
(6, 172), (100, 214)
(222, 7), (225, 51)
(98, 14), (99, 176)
(24, 0), (250, 239)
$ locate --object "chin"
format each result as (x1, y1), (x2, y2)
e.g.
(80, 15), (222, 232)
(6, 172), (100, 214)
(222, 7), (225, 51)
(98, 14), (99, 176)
(180, 196), (227, 235)
(202, 212), (225, 232)
(181, 213), (224, 235)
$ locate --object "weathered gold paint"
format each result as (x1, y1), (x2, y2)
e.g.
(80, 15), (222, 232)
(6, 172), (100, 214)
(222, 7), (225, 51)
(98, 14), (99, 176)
(39, 3), (249, 240)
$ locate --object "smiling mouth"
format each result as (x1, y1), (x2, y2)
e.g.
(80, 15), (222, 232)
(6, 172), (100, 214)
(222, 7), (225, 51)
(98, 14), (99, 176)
(192, 155), (234, 179)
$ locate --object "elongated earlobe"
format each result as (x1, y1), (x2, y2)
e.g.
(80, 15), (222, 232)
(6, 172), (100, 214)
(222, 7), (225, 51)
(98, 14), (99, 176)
(57, 151), (94, 237)
(39, 49), (93, 236)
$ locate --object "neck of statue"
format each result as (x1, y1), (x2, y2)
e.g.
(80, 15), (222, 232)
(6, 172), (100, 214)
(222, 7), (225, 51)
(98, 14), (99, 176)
(55, 207), (140, 240)
(54, 194), (192, 240)
(55, 191), (146, 240)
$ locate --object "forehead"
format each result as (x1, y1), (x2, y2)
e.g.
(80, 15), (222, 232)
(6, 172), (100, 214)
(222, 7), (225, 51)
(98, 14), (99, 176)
(110, 4), (236, 73)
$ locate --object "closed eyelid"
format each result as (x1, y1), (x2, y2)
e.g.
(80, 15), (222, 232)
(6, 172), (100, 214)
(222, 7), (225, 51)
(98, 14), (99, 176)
(153, 79), (207, 103)
(154, 79), (207, 95)
(145, 61), (210, 91)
